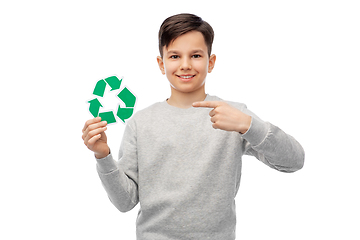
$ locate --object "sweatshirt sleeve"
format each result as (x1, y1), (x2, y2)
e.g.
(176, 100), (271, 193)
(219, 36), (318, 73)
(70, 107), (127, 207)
(241, 108), (305, 173)
(96, 123), (139, 212)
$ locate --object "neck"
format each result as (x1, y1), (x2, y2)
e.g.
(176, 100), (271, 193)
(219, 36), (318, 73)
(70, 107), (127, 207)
(167, 88), (206, 109)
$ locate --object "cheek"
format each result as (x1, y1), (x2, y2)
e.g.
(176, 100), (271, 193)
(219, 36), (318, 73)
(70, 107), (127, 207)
(164, 61), (178, 74)
(193, 60), (208, 73)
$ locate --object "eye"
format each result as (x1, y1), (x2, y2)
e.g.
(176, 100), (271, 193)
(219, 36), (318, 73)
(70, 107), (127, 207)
(192, 54), (201, 58)
(170, 55), (179, 59)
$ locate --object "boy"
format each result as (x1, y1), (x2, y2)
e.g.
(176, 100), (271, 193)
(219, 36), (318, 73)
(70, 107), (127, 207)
(82, 13), (304, 240)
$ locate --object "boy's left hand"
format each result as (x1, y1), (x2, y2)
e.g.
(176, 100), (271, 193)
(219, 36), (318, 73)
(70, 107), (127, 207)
(193, 101), (251, 134)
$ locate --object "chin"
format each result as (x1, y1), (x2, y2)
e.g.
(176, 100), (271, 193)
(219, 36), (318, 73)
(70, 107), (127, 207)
(172, 84), (205, 94)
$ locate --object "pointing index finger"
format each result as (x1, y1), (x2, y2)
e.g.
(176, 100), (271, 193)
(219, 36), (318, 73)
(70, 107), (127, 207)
(192, 101), (221, 108)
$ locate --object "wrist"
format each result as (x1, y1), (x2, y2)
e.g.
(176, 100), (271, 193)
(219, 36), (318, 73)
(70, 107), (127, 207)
(239, 115), (252, 134)
(95, 147), (110, 159)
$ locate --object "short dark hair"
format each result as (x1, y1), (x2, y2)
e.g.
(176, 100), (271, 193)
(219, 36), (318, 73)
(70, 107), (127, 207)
(158, 13), (214, 58)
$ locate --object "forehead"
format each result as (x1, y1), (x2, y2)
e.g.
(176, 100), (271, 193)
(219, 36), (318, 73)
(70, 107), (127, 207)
(165, 31), (207, 53)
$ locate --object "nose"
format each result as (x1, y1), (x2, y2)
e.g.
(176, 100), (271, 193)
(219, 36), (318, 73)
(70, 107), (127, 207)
(180, 57), (192, 70)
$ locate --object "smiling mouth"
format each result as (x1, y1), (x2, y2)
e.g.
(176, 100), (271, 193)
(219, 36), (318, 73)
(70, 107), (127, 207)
(176, 75), (196, 81)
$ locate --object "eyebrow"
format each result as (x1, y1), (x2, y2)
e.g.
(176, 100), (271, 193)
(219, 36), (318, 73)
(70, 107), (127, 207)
(167, 49), (205, 55)
(167, 50), (180, 55)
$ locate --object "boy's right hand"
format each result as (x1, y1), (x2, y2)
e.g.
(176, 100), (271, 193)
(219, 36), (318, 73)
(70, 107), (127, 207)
(82, 117), (110, 159)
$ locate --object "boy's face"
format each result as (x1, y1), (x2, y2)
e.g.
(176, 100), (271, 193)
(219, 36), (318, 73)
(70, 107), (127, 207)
(157, 31), (216, 95)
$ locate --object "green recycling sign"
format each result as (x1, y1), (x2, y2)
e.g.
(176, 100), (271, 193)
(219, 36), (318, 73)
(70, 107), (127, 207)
(88, 76), (136, 124)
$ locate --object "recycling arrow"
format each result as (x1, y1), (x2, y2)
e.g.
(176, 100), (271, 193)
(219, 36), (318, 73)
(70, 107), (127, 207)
(116, 87), (136, 123)
(118, 87), (136, 107)
(93, 79), (106, 97)
(99, 111), (117, 124)
(88, 75), (136, 124)
(88, 98), (102, 117)
(105, 76), (122, 91)
(117, 106), (134, 123)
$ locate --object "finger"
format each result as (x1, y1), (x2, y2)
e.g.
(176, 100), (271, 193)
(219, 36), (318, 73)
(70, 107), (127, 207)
(82, 120), (107, 139)
(209, 108), (216, 117)
(82, 117), (101, 133)
(192, 101), (221, 108)
(84, 125), (107, 141)
(87, 133), (102, 146)
(83, 126), (107, 144)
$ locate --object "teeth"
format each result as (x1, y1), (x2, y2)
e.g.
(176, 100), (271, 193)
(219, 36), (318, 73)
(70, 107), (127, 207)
(180, 75), (193, 79)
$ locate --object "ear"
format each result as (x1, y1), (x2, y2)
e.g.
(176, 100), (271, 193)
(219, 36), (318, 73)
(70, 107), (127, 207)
(208, 54), (216, 73)
(157, 56), (165, 75)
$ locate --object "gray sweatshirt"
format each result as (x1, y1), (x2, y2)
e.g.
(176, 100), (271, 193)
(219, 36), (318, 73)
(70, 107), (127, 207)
(96, 94), (304, 240)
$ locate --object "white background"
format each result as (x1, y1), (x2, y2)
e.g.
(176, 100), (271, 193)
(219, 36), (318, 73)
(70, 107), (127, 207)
(1, 0), (359, 239)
